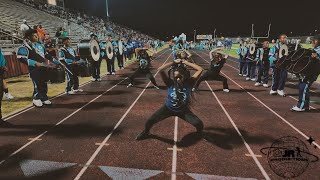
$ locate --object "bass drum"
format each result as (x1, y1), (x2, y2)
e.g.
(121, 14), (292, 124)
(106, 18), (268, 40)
(48, 64), (65, 84)
(285, 50), (296, 62)
(293, 56), (320, 75)
(291, 48), (313, 62)
(78, 39), (101, 62)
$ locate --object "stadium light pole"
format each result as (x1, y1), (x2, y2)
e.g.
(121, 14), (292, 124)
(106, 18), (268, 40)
(194, 29), (196, 43)
(106, 0), (110, 20)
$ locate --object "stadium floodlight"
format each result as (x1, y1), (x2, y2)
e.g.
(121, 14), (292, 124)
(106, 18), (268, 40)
(106, 0), (110, 18)
(213, 28), (216, 41)
(251, 23), (272, 41)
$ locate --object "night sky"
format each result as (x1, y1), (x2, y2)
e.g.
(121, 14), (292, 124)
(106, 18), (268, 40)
(65, 0), (319, 40)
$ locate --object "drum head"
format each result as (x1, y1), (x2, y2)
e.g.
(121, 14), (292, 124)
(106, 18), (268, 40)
(90, 39), (100, 61)
(292, 56), (311, 74)
(119, 40), (124, 55)
(106, 41), (114, 59)
(291, 48), (313, 62)
(279, 44), (289, 59)
(249, 43), (256, 55)
(285, 50), (296, 62)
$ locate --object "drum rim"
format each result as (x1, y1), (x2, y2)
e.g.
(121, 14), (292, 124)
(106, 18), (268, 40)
(90, 39), (100, 61)
(106, 41), (114, 59)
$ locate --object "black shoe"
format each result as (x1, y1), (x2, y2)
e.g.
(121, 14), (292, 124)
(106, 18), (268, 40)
(0, 119), (14, 128)
(136, 130), (150, 141)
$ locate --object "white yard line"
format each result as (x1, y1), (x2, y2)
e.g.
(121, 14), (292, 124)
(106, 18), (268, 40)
(74, 53), (172, 180)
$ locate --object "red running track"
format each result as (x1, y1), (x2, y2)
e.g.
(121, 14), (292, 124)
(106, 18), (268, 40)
(0, 49), (319, 180)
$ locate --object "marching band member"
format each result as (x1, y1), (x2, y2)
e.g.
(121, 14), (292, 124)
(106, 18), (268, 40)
(116, 39), (124, 69)
(90, 34), (103, 81)
(59, 37), (83, 95)
(269, 34), (288, 96)
(246, 39), (257, 81)
(192, 48), (229, 92)
(291, 35), (320, 112)
(237, 41), (248, 76)
(136, 59), (204, 140)
(106, 35), (116, 75)
(255, 41), (270, 87)
(127, 48), (159, 89)
(3, 80), (14, 100)
(17, 29), (59, 107)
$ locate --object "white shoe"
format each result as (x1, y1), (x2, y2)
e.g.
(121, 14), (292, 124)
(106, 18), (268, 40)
(277, 90), (285, 96)
(254, 82), (261, 86)
(270, 90), (277, 95)
(192, 88), (197, 92)
(127, 83), (133, 88)
(91, 78), (96, 82)
(263, 84), (269, 88)
(73, 89), (83, 93)
(42, 100), (52, 105)
(251, 78), (256, 81)
(33, 99), (43, 107)
(223, 89), (230, 93)
(239, 73), (242, 76)
(4, 93), (14, 100)
(291, 106), (306, 112)
(97, 78), (101, 82)
(112, 72), (116, 75)
(243, 74), (247, 77)
(66, 90), (75, 95)
(245, 77), (250, 81)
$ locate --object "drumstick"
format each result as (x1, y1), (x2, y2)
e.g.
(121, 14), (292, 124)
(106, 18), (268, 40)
(57, 60), (73, 75)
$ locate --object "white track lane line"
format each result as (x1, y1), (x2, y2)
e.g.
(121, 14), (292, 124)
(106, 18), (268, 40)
(3, 49), (168, 121)
(74, 54), (172, 180)
(204, 81), (270, 180)
(0, 50), (169, 165)
(171, 116), (178, 180)
(0, 78), (128, 165)
(190, 52), (270, 179)
(194, 51), (320, 150)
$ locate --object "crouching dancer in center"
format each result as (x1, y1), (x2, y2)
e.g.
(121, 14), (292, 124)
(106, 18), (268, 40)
(136, 59), (205, 140)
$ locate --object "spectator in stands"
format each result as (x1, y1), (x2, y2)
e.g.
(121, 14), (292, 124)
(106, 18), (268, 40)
(55, 27), (63, 45)
(45, 35), (57, 58)
(20, 19), (31, 35)
(37, 25), (46, 43)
